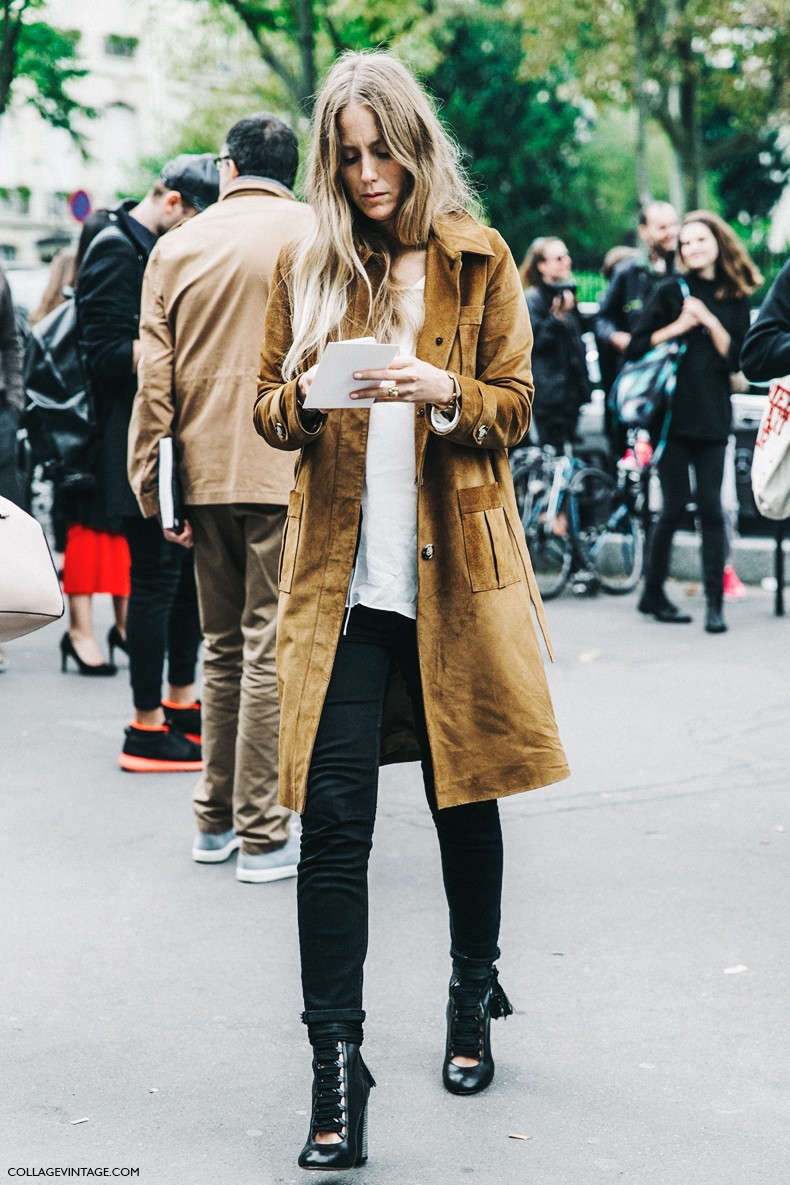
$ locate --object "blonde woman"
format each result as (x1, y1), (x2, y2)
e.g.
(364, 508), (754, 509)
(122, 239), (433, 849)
(254, 51), (569, 1170)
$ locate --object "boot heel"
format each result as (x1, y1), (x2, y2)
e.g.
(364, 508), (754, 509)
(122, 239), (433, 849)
(356, 1103), (369, 1165)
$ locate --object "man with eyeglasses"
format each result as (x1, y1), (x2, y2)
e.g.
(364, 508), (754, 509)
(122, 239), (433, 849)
(128, 114), (314, 883)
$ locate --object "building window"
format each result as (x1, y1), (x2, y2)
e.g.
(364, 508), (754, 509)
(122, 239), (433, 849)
(46, 192), (71, 219)
(0, 244), (18, 262)
(105, 34), (138, 58)
(0, 187), (31, 216)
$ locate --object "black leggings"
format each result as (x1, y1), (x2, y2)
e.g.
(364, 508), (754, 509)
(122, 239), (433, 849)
(645, 437), (727, 601)
(123, 516), (202, 711)
(298, 605), (503, 1040)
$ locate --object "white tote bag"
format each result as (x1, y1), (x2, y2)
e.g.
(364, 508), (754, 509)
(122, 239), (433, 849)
(751, 376), (790, 521)
(0, 496), (64, 642)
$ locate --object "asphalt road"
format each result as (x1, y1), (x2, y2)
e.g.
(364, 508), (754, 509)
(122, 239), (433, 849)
(1, 580), (787, 1185)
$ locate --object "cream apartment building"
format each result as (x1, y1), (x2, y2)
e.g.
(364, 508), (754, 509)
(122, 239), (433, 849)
(0, 0), (235, 266)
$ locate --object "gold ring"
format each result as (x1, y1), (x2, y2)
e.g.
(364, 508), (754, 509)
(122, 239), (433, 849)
(382, 382), (397, 399)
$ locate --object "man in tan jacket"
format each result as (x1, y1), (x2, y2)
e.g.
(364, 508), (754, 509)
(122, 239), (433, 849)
(129, 114), (314, 882)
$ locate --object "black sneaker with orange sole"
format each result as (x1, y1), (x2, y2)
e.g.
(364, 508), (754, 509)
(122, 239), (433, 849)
(119, 724), (203, 773)
(163, 699), (202, 744)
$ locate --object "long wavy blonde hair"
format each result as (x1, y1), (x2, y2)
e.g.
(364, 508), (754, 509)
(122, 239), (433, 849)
(282, 51), (479, 379)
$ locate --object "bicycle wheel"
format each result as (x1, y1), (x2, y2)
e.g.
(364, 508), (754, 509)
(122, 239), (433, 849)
(568, 466), (644, 594)
(523, 492), (572, 600)
(509, 448), (548, 526)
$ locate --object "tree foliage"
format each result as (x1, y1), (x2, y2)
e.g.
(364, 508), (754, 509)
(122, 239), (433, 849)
(182, 0), (790, 256)
(516, 0), (790, 214)
(426, 7), (588, 260)
(0, 0), (92, 142)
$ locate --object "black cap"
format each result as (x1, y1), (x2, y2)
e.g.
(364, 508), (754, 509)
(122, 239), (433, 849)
(159, 153), (219, 213)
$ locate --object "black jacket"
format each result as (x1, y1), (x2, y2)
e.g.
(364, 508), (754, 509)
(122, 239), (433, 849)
(0, 266), (24, 416)
(740, 258), (790, 383)
(627, 274), (750, 443)
(595, 255), (675, 395)
(76, 203), (155, 522)
(525, 281), (591, 429)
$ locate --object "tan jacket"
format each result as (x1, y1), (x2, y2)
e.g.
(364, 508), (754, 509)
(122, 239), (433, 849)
(128, 177), (315, 514)
(254, 212), (570, 813)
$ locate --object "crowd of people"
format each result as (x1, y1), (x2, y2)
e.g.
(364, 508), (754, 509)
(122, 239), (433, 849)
(2, 46), (790, 1172)
(519, 200), (770, 633)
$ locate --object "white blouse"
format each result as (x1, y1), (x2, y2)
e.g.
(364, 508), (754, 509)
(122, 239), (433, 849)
(347, 279), (425, 620)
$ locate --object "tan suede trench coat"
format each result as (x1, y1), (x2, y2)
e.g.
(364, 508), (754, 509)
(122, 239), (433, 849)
(254, 212), (570, 813)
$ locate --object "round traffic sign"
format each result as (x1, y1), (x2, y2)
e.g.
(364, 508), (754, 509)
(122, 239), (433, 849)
(69, 189), (92, 222)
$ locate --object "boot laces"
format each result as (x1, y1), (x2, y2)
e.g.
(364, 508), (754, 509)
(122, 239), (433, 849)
(449, 983), (483, 1059)
(312, 1042), (346, 1136)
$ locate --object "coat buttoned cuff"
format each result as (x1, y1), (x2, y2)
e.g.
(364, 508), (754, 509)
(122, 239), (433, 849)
(255, 380), (326, 448)
(428, 376), (511, 448)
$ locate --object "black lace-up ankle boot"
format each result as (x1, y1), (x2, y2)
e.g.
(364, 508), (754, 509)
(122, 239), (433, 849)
(298, 1040), (376, 1170)
(443, 960), (513, 1096)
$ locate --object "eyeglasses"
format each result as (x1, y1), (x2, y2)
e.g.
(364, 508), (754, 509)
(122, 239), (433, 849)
(213, 155), (232, 169)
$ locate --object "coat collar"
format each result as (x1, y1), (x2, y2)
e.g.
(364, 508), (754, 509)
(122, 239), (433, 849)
(431, 212), (495, 260)
(355, 211), (494, 267)
(220, 176), (297, 202)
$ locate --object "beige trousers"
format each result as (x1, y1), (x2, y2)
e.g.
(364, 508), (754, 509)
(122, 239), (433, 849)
(190, 504), (291, 855)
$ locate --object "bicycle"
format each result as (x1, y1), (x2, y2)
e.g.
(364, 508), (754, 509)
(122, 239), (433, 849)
(509, 441), (646, 600)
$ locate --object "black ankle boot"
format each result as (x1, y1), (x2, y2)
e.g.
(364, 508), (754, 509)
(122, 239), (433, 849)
(298, 1040), (375, 1170)
(705, 597), (727, 634)
(443, 966), (513, 1096)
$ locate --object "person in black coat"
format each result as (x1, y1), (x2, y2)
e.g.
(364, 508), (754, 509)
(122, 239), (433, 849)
(0, 264), (24, 507)
(628, 210), (762, 633)
(741, 256), (790, 382)
(77, 156), (218, 769)
(519, 237), (591, 453)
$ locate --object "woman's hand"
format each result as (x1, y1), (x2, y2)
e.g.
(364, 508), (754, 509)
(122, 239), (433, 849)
(550, 290), (576, 319)
(651, 305), (699, 346)
(682, 296), (716, 331)
(297, 364), (319, 404)
(349, 354), (455, 407)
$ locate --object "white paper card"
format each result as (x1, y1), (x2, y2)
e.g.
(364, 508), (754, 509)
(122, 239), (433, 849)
(302, 339), (399, 409)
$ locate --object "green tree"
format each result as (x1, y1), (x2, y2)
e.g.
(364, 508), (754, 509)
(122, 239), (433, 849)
(426, 7), (589, 260)
(202, 0), (443, 114)
(517, 0), (790, 213)
(0, 0), (92, 142)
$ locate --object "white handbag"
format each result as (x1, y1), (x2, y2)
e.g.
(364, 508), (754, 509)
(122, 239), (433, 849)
(0, 495), (64, 642)
(751, 376), (790, 521)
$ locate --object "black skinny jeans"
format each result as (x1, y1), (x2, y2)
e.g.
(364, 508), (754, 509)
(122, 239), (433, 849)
(299, 605), (503, 1043)
(645, 436), (727, 602)
(123, 516), (202, 711)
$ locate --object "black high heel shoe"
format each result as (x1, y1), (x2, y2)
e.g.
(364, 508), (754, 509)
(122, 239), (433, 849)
(443, 965), (513, 1095)
(60, 632), (117, 677)
(298, 1041), (375, 1171)
(107, 625), (128, 664)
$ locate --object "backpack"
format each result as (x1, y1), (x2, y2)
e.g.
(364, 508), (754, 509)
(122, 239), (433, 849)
(22, 222), (130, 494)
(22, 295), (98, 493)
(610, 277), (691, 437)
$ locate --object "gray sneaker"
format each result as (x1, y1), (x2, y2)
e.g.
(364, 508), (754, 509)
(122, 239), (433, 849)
(192, 827), (241, 864)
(236, 829), (301, 884)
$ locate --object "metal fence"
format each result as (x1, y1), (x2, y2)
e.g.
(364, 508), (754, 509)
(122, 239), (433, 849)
(575, 244), (788, 308)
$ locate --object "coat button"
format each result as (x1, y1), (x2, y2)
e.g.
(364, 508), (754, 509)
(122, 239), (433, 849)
(417, 407), (425, 417)
(275, 422), (286, 439)
(421, 544), (435, 560)
(435, 336), (443, 345)
(475, 425), (488, 441)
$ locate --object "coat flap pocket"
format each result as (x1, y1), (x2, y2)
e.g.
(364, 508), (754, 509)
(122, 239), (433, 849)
(458, 483), (502, 514)
(459, 305), (485, 325)
(287, 489), (304, 518)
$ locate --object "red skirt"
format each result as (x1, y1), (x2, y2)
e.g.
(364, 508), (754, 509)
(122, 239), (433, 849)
(62, 525), (131, 596)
